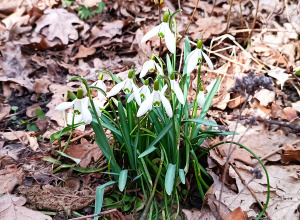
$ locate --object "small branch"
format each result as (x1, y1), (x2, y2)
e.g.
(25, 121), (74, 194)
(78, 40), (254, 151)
(69, 209), (118, 220)
(225, 0), (234, 33)
(245, 0), (259, 44)
(8, 127), (26, 147)
(177, 0), (200, 45)
(231, 165), (272, 220)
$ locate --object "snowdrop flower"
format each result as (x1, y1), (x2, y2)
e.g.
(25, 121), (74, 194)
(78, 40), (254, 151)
(141, 11), (175, 54)
(197, 86), (205, 108)
(140, 55), (163, 78)
(128, 79), (151, 104)
(137, 80), (173, 117)
(161, 73), (185, 105)
(106, 69), (141, 105)
(186, 39), (214, 74)
(91, 73), (106, 101)
(55, 88), (92, 124)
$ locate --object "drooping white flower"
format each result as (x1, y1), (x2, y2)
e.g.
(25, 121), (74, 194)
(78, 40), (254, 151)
(197, 87), (205, 108)
(161, 73), (185, 105)
(137, 80), (173, 117)
(186, 40), (214, 74)
(91, 73), (106, 101)
(106, 69), (141, 106)
(55, 88), (92, 124)
(141, 11), (175, 54)
(140, 56), (163, 78)
(128, 79), (151, 104)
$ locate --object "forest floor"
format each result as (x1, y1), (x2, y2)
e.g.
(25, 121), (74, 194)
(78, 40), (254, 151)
(0, 0), (300, 219)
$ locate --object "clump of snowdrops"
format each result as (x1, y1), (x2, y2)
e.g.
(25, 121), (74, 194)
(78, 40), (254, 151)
(51, 8), (270, 220)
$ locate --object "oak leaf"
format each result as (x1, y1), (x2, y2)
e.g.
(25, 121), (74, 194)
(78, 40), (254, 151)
(35, 8), (84, 44)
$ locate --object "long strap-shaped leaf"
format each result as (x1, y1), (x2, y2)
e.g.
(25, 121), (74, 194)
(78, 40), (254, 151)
(139, 121), (173, 158)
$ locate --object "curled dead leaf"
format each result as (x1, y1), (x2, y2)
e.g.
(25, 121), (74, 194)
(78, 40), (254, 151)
(0, 104), (11, 123)
(26, 105), (41, 118)
(33, 76), (51, 94)
(0, 164), (24, 194)
(283, 107), (298, 122)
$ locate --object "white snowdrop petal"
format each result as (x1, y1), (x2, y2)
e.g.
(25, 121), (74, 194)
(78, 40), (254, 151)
(81, 104), (92, 124)
(197, 91), (206, 108)
(140, 61), (151, 78)
(185, 49), (196, 65)
(141, 24), (162, 43)
(164, 23), (176, 54)
(201, 50), (214, 70)
(137, 93), (154, 117)
(160, 93), (173, 117)
(173, 81), (185, 104)
(132, 82), (141, 106)
(106, 80), (126, 97)
(123, 79), (133, 94)
(161, 84), (168, 94)
(55, 100), (76, 111)
(187, 49), (199, 74)
(127, 92), (135, 103)
(154, 62), (163, 75)
(93, 100), (102, 117)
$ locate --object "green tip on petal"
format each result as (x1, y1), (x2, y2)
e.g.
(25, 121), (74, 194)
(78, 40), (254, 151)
(145, 79), (149, 85)
(170, 72), (175, 80)
(151, 55), (155, 60)
(200, 86), (204, 91)
(163, 11), (170, 23)
(77, 88), (84, 99)
(154, 80), (159, 91)
(128, 69), (135, 79)
(99, 73), (103, 80)
(197, 39), (203, 49)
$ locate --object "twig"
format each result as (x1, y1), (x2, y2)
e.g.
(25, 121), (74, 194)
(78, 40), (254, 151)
(253, 145), (285, 166)
(69, 131), (94, 143)
(69, 209), (118, 220)
(158, 5), (162, 57)
(177, 0), (200, 45)
(225, 0), (234, 33)
(245, 0), (259, 44)
(231, 165), (272, 220)
(8, 127), (26, 147)
(5, 109), (26, 118)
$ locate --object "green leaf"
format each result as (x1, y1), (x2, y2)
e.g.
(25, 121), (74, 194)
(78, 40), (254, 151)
(55, 151), (80, 164)
(165, 163), (176, 195)
(138, 121), (173, 158)
(94, 181), (117, 220)
(77, 6), (93, 19)
(123, 204), (131, 212)
(10, 116), (17, 120)
(94, 2), (105, 14)
(179, 169), (185, 184)
(181, 118), (218, 127)
(166, 54), (173, 76)
(35, 109), (46, 120)
(50, 122), (85, 142)
(118, 170), (128, 192)
(11, 106), (18, 112)
(27, 123), (39, 132)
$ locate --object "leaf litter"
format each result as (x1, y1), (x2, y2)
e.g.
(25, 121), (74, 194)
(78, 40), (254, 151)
(0, 0), (299, 219)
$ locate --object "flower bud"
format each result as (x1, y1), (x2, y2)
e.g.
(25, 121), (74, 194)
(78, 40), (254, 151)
(128, 69), (135, 79)
(145, 79), (149, 85)
(170, 72), (175, 80)
(99, 73), (103, 80)
(77, 88), (83, 99)
(163, 11), (170, 23)
(196, 38), (203, 49)
(154, 80), (159, 91)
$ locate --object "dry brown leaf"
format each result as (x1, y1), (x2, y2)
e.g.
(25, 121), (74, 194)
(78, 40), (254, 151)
(33, 76), (51, 93)
(192, 17), (226, 41)
(26, 105), (41, 118)
(1, 131), (26, 141)
(35, 8), (84, 44)
(70, 45), (96, 61)
(25, 132), (39, 151)
(2, 7), (30, 30)
(283, 107), (298, 122)
(222, 207), (247, 220)
(0, 164), (23, 194)
(65, 138), (103, 168)
(0, 104), (11, 123)
(292, 101), (300, 112)
(18, 185), (95, 214)
(0, 194), (51, 220)
(281, 144), (300, 164)
(253, 89), (275, 107)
